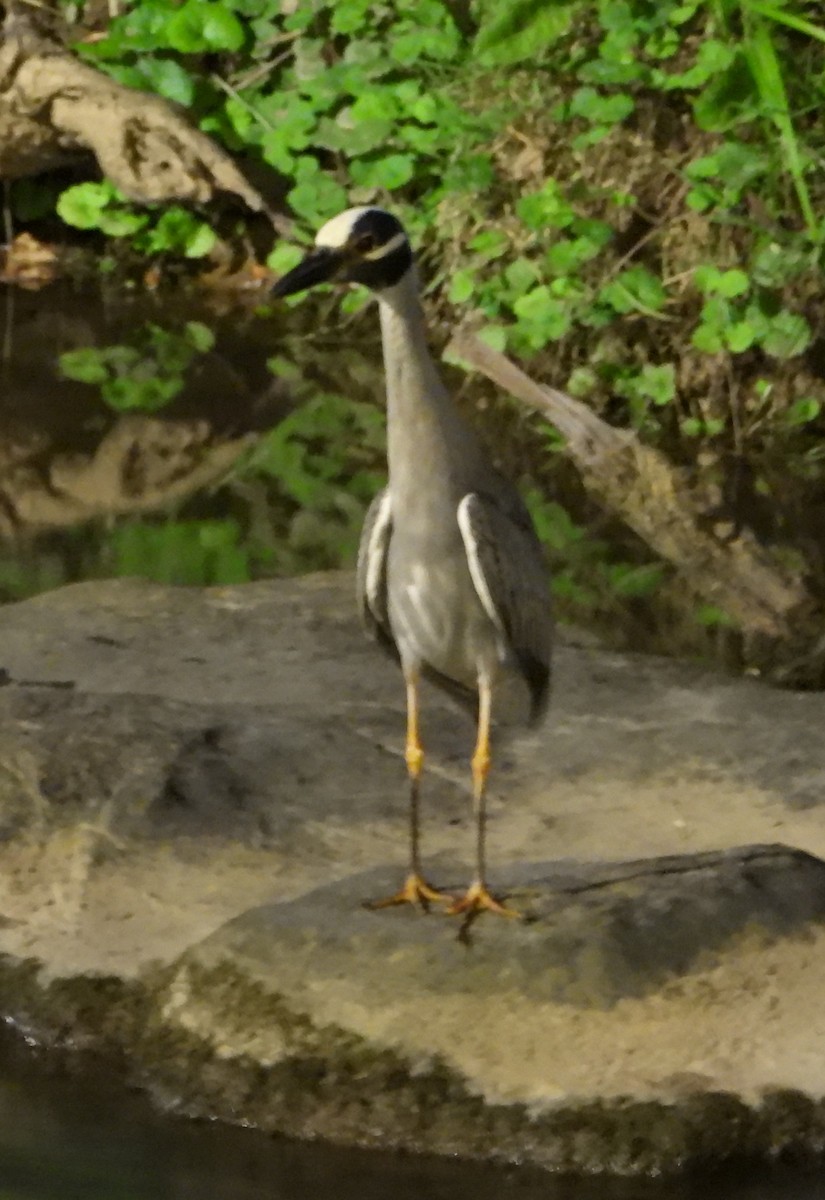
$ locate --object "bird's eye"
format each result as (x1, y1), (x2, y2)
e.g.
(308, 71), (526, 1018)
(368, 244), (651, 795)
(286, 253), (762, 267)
(354, 232), (377, 253)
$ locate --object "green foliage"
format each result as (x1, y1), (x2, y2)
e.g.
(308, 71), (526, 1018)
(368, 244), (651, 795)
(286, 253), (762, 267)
(107, 519), (253, 585)
(0, 552), (69, 604)
(70, 0), (494, 234)
(57, 181), (216, 256)
(242, 377), (387, 569)
(689, 271), (811, 359)
(524, 490), (667, 618)
(23, 0), (824, 640)
(58, 180), (149, 238)
(474, 0), (576, 65)
(58, 322), (215, 411)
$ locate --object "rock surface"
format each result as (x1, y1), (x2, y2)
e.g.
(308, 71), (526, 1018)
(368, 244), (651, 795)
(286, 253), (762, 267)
(2, 574), (825, 1173)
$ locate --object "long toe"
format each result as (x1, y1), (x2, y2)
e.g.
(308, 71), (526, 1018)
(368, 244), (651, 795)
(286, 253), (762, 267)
(364, 873), (452, 912)
(447, 881), (520, 919)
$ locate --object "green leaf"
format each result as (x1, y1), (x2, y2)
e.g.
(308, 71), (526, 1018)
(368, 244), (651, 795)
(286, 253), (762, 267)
(448, 268), (476, 304)
(516, 180), (574, 231)
(761, 311), (811, 359)
(103, 373), (183, 412)
(700, 295), (730, 327)
(566, 366), (597, 397)
(578, 55), (644, 87)
(474, 0), (575, 65)
(607, 562), (666, 598)
(184, 321), (215, 353)
(512, 285), (554, 322)
(693, 263), (722, 293)
(512, 287), (572, 345)
(504, 257), (540, 295)
(599, 266), (667, 314)
(569, 87), (634, 126)
(660, 38), (735, 89)
(99, 208), (149, 238)
(317, 113), (392, 155)
(331, 0), (373, 35)
(163, 3), (206, 51)
(142, 208), (215, 257)
(267, 242), (304, 275)
(350, 153), (415, 190)
(56, 181), (114, 230)
(717, 269), (750, 298)
(691, 324), (724, 353)
(392, 28), (451, 65)
(165, 1), (245, 52)
(692, 52), (761, 132)
(784, 397), (821, 427)
(750, 241), (809, 287)
(641, 363), (676, 405)
(724, 321), (757, 353)
(349, 90), (400, 122)
(694, 264), (749, 298)
(468, 229), (510, 261)
(695, 603), (735, 628)
(182, 221), (217, 258)
(546, 237), (602, 274)
(138, 56), (196, 106)
(477, 325), (508, 351)
(58, 347), (110, 385)
(287, 175), (349, 223)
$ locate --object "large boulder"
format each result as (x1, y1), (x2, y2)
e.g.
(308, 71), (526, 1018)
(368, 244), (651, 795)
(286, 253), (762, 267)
(1, 574), (825, 1173)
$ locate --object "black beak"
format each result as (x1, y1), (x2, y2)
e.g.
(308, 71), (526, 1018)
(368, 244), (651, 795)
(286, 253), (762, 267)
(272, 247), (345, 298)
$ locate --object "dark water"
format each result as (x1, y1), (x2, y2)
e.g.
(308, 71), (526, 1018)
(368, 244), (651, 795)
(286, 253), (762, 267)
(1, 1030), (824, 1200)
(0, 277), (390, 598)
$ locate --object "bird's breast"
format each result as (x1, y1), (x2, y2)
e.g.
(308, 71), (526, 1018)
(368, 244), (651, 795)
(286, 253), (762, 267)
(386, 545), (502, 688)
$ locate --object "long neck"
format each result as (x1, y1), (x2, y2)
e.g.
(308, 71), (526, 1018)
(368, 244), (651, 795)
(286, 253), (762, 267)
(377, 269), (479, 502)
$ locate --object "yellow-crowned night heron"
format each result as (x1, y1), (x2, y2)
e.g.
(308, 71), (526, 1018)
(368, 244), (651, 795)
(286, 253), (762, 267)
(273, 207), (552, 921)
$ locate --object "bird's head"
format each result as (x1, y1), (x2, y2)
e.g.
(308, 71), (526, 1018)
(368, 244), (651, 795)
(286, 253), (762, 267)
(272, 206), (413, 298)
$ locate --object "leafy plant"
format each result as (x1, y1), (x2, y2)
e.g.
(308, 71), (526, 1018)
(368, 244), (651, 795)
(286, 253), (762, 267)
(10, 0), (822, 659)
(106, 518), (253, 585)
(241, 375), (387, 569)
(57, 181), (216, 256)
(58, 321), (215, 411)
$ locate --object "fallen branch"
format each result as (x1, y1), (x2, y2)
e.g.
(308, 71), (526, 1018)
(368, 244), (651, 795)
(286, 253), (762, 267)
(0, 9), (288, 230)
(446, 330), (822, 683)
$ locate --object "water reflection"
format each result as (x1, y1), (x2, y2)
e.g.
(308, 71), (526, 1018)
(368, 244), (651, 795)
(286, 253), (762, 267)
(0, 282), (287, 532)
(1, 1029), (825, 1200)
(0, 280), (386, 600)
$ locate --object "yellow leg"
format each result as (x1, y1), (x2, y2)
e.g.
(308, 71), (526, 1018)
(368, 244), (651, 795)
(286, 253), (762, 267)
(448, 679), (519, 922)
(365, 670), (451, 912)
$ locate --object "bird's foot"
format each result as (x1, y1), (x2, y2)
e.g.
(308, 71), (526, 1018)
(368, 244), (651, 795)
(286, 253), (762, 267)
(363, 872), (452, 913)
(446, 881), (519, 935)
(446, 882), (520, 943)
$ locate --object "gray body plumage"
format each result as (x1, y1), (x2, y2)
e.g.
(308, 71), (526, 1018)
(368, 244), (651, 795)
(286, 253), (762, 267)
(356, 267), (552, 725)
(273, 205), (553, 915)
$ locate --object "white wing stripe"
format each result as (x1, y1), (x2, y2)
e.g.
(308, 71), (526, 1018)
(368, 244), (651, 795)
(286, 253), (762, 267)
(457, 495), (505, 635)
(364, 490), (392, 611)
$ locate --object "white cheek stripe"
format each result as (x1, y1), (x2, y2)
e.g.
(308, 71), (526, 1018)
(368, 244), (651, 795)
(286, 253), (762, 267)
(363, 230), (408, 260)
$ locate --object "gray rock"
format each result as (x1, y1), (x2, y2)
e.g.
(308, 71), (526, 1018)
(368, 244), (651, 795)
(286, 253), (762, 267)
(1, 574), (825, 1173)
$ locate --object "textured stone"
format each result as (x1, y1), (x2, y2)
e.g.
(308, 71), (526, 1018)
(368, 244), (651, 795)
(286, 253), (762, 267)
(1, 575), (825, 1172)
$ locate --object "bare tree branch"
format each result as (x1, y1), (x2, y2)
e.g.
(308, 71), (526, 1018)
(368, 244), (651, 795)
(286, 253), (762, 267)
(447, 330), (822, 681)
